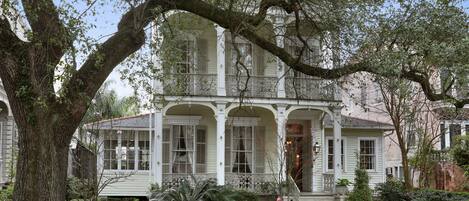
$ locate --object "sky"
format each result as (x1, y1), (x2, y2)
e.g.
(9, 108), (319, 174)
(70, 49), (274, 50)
(76, 0), (468, 98)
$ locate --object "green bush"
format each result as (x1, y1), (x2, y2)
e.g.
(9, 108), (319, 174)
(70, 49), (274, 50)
(0, 184), (14, 201)
(150, 178), (258, 201)
(347, 169), (372, 201)
(411, 189), (469, 201)
(375, 179), (411, 201)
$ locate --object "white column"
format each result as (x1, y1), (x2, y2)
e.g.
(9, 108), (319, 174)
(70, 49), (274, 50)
(274, 16), (286, 98)
(276, 105), (287, 181)
(153, 110), (163, 185)
(216, 26), (226, 96)
(332, 108), (342, 190)
(444, 121), (450, 149)
(117, 130), (122, 170)
(148, 112), (153, 181)
(216, 103), (226, 185)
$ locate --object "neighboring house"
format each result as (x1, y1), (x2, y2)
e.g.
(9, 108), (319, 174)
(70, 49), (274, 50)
(85, 13), (392, 199)
(0, 81), (18, 187)
(342, 69), (469, 188)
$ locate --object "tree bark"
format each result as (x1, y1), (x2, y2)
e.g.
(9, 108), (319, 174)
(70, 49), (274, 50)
(400, 147), (412, 190)
(13, 119), (71, 201)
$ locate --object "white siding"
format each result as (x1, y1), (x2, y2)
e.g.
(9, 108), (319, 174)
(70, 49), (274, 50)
(313, 129), (385, 190)
(100, 172), (151, 196)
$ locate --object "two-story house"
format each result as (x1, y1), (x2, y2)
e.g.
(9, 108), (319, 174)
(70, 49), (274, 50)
(86, 13), (392, 199)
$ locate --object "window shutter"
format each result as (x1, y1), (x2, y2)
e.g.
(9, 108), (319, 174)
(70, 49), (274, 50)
(255, 46), (264, 76)
(225, 127), (231, 172)
(254, 126), (265, 173)
(225, 41), (232, 74)
(196, 126), (207, 173)
(196, 38), (208, 73)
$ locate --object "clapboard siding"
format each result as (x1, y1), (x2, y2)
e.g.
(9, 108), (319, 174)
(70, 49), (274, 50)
(0, 117), (16, 184)
(315, 129), (385, 190)
(100, 173), (152, 196)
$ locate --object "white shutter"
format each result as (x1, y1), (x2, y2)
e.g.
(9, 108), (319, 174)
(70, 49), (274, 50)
(255, 126), (265, 173)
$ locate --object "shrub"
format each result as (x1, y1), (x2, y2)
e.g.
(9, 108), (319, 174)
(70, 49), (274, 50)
(150, 177), (258, 201)
(411, 189), (469, 201)
(375, 179), (411, 201)
(347, 169), (372, 201)
(0, 184), (14, 201)
(337, 178), (352, 187)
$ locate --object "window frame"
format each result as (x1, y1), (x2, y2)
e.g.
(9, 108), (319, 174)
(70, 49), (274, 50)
(358, 137), (378, 171)
(228, 125), (255, 174)
(102, 129), (151, 172)
(162, 124), (207, 174)
(325, 137), (346, 172)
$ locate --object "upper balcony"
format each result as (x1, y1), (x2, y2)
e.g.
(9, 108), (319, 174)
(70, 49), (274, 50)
(157, 13), (339, 101)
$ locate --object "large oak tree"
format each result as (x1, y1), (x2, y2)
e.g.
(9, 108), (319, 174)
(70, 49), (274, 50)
(0, 0), (467, 200)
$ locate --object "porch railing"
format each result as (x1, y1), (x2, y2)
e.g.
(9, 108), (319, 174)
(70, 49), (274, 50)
(163, 74), (217, 96)
(226, 75), (277, 98)
(323, 173), (334, 192)
(225, 173), (277, 193)
(162, 173), (216, 187)
(286, 77), (337, 100)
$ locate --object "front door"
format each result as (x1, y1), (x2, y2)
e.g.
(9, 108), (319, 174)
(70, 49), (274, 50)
(285, 123), (304, 191)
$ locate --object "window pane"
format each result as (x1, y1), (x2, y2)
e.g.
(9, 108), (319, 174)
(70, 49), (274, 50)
(138, 131), (150, 170)
(121, 130), (135, 170)
(103, 130), (118, 170)
(359, 140), (375, 170)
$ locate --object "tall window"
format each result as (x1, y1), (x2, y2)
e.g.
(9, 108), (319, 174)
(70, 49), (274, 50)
(230, 43), (253, 75)
(121, 131), (135, 170)
(161, 125), (207, 174)
(172, 125), (194, 174)
(138, 131), (150, 170)
(231, 126), (254, 173)
(327, 139), (345, 170)
(406, 122), (417, 147)
(103, 131), (118, 170)
(175, 40), (194, 74)
(449, 124), (461, 146)
(359, 139), (376, 170)
(440, 124), (446, 150)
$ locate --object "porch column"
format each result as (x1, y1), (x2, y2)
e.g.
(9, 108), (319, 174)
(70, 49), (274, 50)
(274, 15), (286, 98)
(216, 103), (226, 185)
(332, 108), (342, 190)
(216, 26), (226, 96)
(276, 105), (287, 181)
(153, 110), (163, 185)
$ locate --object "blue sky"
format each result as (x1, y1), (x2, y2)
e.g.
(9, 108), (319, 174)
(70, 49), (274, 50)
(77, 0), (468, 98)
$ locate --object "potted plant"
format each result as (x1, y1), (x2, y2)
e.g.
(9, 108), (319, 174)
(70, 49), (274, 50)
(336, 178), (351, 195)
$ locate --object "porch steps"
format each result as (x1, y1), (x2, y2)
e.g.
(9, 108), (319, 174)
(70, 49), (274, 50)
(284, 192), (344, 201)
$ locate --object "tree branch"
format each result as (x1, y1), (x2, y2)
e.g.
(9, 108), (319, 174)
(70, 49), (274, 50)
(21, 0), (71, 62)
(58, 0), (168, 137)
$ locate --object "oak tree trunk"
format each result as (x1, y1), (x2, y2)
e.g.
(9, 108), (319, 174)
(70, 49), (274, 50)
(13, 117), (72, 200)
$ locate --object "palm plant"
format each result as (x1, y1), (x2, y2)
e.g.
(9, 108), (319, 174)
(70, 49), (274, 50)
(150, 177), (258, 201)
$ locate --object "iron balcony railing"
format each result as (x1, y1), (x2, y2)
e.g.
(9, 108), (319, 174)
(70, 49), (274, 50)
(226, 75), (277, 98)
(163, 74), (217, 96)
(163, 73), (338, 101)
(286, 77), (336, 100)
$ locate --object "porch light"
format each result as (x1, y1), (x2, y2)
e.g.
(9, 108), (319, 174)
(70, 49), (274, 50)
(313, 142), (321, 155)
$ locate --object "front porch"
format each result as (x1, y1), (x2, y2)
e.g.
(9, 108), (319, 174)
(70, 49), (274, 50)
(89, 102), (345, 196)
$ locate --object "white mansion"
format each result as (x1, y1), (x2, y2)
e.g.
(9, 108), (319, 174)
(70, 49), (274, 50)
(86, 12), (392, 198)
